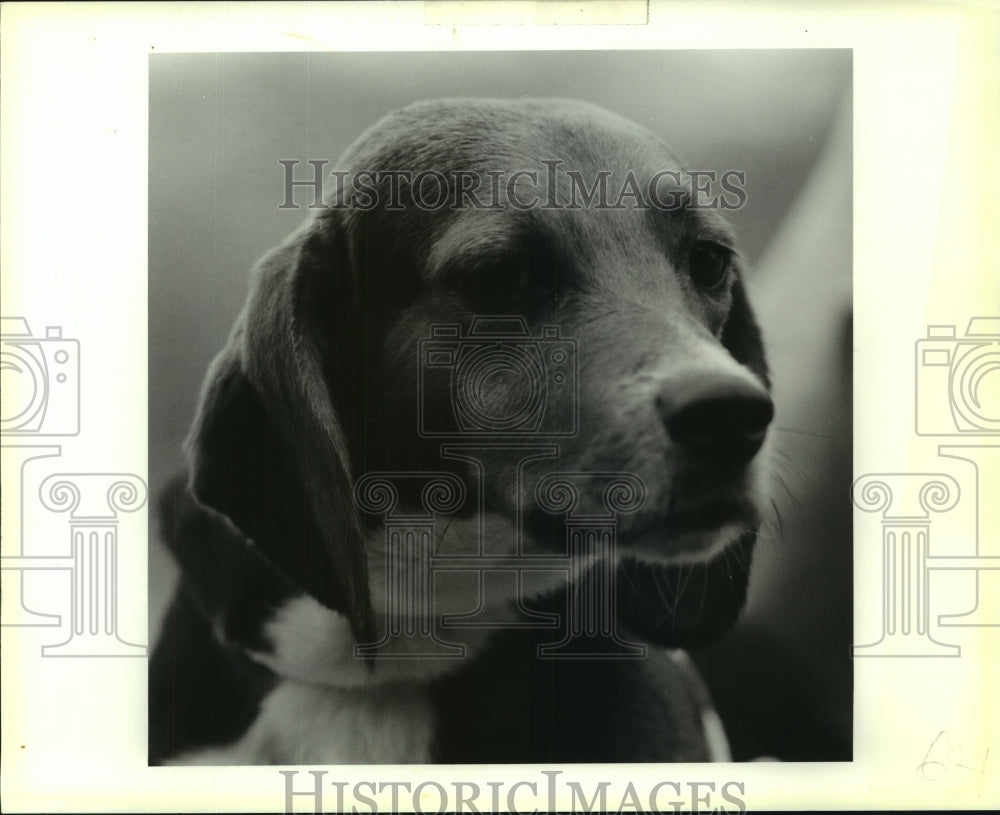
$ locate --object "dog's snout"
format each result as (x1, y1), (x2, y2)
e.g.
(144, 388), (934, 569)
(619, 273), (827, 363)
(656, 374), (773, 465)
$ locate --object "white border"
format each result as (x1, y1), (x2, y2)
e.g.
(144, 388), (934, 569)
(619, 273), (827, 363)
(2, 1), (998, 811)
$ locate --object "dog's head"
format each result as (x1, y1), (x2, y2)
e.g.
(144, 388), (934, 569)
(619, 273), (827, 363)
(185, 98), (772, 651)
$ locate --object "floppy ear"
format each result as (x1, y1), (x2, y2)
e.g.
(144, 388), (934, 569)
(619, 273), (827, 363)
(184, 211), (373, 645)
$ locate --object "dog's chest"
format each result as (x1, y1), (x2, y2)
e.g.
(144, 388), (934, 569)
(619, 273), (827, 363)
(178, 680), (436, 765)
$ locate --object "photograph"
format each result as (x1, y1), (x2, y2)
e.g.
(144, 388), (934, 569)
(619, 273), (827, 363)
(2, 3), (997, 812)
(147, 49), (852, 765)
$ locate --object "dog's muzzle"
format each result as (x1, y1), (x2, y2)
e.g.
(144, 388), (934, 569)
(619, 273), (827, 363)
(655, 371), (773, 470)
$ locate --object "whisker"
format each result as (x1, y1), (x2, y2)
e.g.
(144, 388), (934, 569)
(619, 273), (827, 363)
(772, 425), (834, 440)
(695, 565), (709, 623)
(776, 472), (803, 512)
(769, 496), (786, 545)
(654, 566), (672, 611)
(673, 561), (696, 608)
(436, 514), (456, 545)
(773, 448), (813, 488)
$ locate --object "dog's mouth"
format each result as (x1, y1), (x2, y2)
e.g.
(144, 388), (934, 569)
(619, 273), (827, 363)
(660, 496), (759, 535)
(616, 530), (757, 647)
(517, 485), (761, 566)
(612, 449), (771, 563)
(618, 496), (761, 564)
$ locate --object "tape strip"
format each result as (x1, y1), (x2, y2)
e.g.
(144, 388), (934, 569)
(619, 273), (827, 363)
(424, 1), (648, 27)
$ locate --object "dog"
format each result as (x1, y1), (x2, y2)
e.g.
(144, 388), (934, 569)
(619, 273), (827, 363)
(149, 98), (773, 765)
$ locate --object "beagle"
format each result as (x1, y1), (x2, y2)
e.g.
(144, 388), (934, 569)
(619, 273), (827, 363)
(149, 98), (772, 764)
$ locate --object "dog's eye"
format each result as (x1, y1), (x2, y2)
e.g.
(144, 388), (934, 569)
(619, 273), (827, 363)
(688, 242), (732, 290)
(462, 260), (530, 307)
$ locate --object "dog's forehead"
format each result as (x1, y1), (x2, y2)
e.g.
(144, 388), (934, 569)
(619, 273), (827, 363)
(341, 98), (678, 177)
(331, 99), (737, 288)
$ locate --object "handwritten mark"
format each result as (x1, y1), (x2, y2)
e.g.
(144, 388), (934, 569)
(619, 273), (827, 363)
(918, 730), (991, 787)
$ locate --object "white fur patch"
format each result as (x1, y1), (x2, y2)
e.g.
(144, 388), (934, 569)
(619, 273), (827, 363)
(222, 496), (739, 765)
(246, 511), (570, 689)
(247, 595), (473, 688)
(700, 706), (733, 762)
(666, 649), (732, 762)
(241, 517), (530, 689)
(171, 679), (434, 765)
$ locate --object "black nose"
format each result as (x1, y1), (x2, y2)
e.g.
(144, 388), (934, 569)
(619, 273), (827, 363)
(656, 373), (773, 466)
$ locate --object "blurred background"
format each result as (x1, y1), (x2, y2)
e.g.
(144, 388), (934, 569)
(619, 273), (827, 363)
(149, 50), (852, 760)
